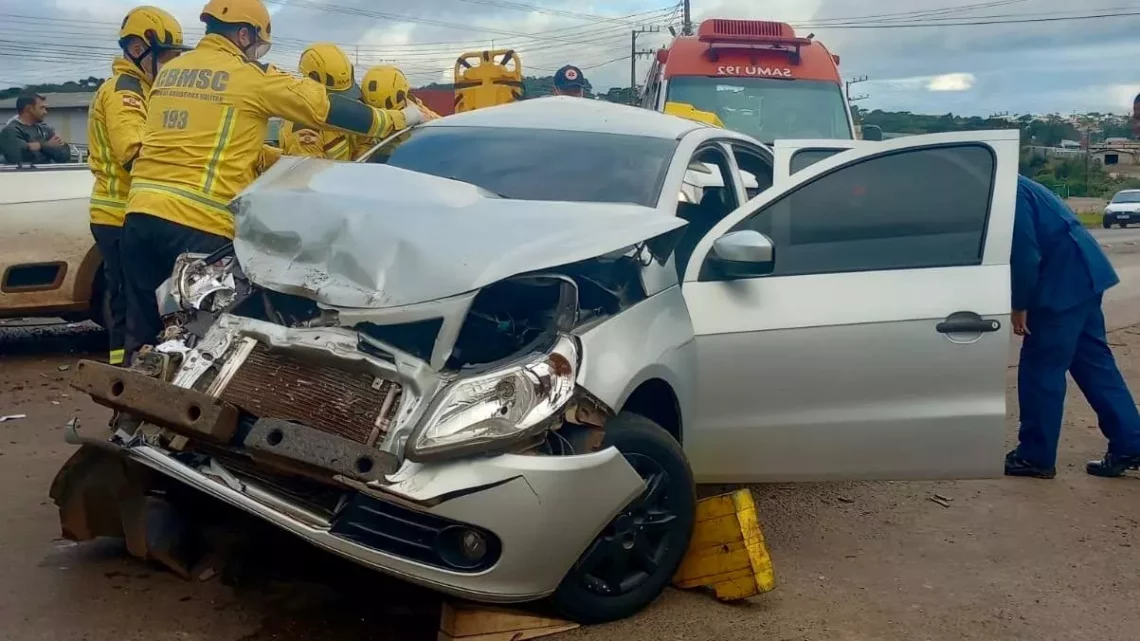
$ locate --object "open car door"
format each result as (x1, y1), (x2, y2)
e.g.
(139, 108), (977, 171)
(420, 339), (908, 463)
(680, 130), (1019, 483)
(770, 138), (864, 186)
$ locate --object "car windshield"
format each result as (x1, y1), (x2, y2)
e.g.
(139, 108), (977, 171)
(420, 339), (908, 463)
(1112, 191), (1140, 203)
(665, 76), (852, 143)
(363, 126), (677, 207)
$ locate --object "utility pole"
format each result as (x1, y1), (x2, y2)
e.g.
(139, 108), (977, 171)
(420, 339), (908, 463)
(682, 0), (692, 35)
(630, 26), (662, 105)
(844, 74), (868, 103)
(631, 31), (636, 105)
(354, 45), (359, 67)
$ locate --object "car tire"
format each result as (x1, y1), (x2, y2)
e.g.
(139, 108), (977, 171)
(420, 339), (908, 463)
(550, 412), (696, 624)
(1104, 220), (1113, 229)
(1121, 223), (1129, 229)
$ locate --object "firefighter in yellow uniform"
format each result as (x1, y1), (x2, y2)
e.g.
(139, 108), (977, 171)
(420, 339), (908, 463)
(88, 6), (191, 366)
(279, 43), (361, 160)
(356, 65), (440, 157)
(120, 0), (422, 358)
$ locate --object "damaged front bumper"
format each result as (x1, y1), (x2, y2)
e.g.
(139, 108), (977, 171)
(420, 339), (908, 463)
(54, 333), (645, 602)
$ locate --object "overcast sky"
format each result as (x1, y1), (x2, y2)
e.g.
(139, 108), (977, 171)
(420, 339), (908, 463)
(2, 0), (1138, 115)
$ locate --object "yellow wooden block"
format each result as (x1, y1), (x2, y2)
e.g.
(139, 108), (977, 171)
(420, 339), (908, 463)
(439, 602), (578, 641)
(672, 488), (776, 601)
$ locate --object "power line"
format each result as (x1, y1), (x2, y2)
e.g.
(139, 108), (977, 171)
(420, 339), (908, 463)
(452, 0), (678, 26)
(792, 9), (1140, 29)
(0, 6), (677, 51)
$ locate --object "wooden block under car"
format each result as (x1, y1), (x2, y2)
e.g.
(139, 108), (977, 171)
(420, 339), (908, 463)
(439, 602), (579, 641)
(672, 488), (776, 601)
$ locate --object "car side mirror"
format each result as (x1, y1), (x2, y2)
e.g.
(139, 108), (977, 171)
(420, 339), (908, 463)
(709, 230), (775, 279)
(862, 125), (883, 141)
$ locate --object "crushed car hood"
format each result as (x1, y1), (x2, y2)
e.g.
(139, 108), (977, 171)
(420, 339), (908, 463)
(231, 158), (686, 309)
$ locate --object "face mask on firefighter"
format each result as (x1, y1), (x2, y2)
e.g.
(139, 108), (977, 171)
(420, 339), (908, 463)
(239, 25), (271, 60)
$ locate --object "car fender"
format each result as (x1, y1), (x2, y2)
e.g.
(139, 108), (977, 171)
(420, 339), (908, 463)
(574, 286), (697, 436)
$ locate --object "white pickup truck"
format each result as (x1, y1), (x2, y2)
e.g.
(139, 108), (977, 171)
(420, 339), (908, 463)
(0, 120), (287, 327)
(0, 164), (108, 327)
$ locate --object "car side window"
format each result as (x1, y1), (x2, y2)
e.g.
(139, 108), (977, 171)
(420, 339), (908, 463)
(790, 148), (842, 174)
(674, 146), (741, 277)
(730, 144), (773, 200)
(701, 144), (995, 281)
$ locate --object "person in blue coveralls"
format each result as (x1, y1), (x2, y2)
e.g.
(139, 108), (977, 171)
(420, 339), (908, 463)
(1005, 175), (1140, 479)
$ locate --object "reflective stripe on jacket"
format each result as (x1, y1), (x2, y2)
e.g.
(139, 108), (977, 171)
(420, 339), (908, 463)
(280, 122), (357, 160)
(88, 59), (149, 226)
(126, 34), (407, 238)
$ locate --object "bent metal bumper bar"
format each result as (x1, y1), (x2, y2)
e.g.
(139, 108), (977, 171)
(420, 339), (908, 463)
(62, 365), (647, 602)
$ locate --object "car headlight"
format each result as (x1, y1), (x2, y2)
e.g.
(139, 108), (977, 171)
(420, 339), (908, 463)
(170, 251), (238, 312)
(407, 334), (580, 461)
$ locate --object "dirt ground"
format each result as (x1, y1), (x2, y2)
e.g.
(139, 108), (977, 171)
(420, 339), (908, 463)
(2, 321), (1139, 641)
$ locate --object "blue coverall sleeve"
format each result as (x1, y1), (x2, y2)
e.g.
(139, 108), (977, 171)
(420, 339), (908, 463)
(1010, 185), (1041, 311)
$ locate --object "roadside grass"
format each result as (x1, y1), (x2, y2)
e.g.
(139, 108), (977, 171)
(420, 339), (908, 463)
(1076, 210), (1104, 228)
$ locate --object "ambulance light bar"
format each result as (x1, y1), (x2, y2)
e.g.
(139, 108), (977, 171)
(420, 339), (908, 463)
(697, 19), (812, 48)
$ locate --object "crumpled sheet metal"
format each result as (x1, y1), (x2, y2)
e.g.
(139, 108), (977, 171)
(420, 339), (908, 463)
(231, 159), (686, 310)
(49, 445), (194, 578)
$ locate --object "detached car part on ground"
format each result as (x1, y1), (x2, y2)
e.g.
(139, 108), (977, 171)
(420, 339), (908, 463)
(51, 98), (1021, 623)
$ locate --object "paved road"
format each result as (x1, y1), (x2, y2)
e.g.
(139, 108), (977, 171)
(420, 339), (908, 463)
(4, 256), (1140, 641)
(1089, 225), (1140, 249)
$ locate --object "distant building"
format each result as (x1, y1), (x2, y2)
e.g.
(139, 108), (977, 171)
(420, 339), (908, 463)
(1059, 139), (1082, 150)
(0, 91), (93, 146)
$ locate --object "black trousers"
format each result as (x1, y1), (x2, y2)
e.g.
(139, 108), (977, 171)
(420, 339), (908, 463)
(89, 223), (126, 365)
(121, 213), (229, 359)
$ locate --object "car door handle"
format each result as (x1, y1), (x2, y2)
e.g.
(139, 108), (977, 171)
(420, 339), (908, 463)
(936, 311), (1001, 334)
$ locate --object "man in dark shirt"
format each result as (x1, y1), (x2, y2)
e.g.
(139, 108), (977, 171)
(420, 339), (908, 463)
(1005, 175), (1140, 479)
(0, 94), (71, 165)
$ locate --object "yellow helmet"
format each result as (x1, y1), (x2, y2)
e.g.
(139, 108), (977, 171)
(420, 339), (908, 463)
(200, 0), (272, 56)
(361, 65), (411, 110)
(119, 6), (191, 52)
(299, 43), (360, 99)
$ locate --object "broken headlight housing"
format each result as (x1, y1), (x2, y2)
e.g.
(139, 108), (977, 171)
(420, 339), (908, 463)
(407, 334), (580, 461)
(168, 251), (238, 313)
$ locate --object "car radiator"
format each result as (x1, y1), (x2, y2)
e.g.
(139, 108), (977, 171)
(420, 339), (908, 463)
(218, 343), (402, 447)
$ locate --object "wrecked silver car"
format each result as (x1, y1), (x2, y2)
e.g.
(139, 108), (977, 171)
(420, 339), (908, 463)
(52, 98), (1021, 623)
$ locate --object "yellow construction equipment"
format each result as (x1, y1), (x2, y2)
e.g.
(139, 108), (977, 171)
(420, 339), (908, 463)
(663, 101), (725, 128)
(453, 49), (524, 114)
(673, 488), (776, 601)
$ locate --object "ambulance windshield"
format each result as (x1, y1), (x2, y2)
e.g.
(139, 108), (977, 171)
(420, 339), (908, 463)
(666, 77), (852, 143)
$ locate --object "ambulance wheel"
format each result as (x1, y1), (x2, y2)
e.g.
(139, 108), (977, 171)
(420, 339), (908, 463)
(551, 412), (695, 624)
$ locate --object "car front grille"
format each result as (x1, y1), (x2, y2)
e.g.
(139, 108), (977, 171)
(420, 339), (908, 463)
(218, 343), (402, 447)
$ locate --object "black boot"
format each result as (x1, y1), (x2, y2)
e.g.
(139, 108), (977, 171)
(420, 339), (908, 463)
(1004, 449), (1056, 479)
(1086, 452), (1140, 478)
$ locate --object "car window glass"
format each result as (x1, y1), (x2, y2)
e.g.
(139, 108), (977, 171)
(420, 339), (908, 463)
(790, 148), (842, 174)
(730, 145), (774, 200)
(675, 146), (740, 277)
(362, 126), (677, 207)
(704, 144), (995, 280)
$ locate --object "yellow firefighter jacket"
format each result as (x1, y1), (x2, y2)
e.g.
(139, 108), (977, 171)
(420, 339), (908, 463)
(351, 97), (441, 159)
(279, 122), (356, 160)
(87, 58), (150, 226)
(126, 34), (406, 239)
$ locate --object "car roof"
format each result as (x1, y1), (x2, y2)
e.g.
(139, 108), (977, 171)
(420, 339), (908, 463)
(423, 96), (708, 139)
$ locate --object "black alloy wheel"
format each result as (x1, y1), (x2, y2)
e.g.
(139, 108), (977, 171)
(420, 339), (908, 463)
(550, 413), (695, 624)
